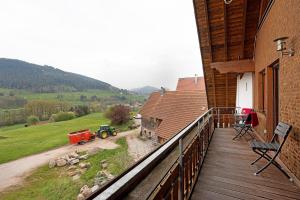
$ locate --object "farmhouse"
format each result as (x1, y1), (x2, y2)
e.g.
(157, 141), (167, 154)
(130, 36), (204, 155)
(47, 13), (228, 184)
(139, 77), (207, 143)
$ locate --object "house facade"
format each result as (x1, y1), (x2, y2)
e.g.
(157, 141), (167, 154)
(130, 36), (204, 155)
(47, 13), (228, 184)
(194, 0), (300, 182)
(139, 77), (207, 143)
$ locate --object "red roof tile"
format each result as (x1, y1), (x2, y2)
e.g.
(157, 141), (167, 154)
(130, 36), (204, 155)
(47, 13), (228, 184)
(176, 77), (205, 91)
(140, 90), (207, 140)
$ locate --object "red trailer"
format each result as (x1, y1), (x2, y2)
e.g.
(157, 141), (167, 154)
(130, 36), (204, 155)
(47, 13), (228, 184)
(68, 129), (95, 144)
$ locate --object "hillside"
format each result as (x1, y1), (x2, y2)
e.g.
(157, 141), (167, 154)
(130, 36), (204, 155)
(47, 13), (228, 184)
(0, 58), (118, 92)
(131, 86), (159, 95)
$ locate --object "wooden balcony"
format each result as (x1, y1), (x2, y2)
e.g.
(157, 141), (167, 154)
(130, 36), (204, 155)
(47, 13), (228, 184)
(191, 128), (300, 200)
(89, 108), (300, 200)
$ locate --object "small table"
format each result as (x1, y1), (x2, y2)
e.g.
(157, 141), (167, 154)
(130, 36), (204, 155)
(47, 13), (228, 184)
(234, 113), (248, 124)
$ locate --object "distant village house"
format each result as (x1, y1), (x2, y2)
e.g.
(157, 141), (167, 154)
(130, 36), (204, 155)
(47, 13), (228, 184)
(139, 76), (207, 143)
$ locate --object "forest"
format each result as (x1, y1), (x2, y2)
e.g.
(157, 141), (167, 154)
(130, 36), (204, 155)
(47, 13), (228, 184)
(0, 58), (118, 92)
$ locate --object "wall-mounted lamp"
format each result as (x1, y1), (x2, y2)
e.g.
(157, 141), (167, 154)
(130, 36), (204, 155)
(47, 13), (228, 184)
(224, 0), (233, 4)
(273, 37), (295, 57)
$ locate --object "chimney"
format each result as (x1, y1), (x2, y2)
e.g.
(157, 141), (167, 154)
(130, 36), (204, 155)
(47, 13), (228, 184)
(160, 87), (166, 96)
(194, 74), (198, 84)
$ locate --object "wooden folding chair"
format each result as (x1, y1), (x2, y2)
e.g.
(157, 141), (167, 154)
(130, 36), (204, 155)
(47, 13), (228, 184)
(233, 112), (258, 140)
(250, 122), (292, 180)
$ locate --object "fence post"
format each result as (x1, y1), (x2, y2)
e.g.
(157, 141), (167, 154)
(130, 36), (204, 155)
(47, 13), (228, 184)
(179, 139), (184, 200)
(217, 108), (220, 128)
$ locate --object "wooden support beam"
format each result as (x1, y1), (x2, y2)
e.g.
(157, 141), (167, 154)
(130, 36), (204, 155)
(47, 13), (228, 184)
(210, 59), (255, 74)
(259, 0), (269, 23)
(224, 2), (228, 107)
(241, 0), (248, 59)
(204, 0), (216, 107)
(224, 3), (228, 61)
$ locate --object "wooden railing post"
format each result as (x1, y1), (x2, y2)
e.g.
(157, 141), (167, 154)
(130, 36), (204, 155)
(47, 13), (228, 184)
(217, 108), (220, 128)
(179, 138), (184, 200)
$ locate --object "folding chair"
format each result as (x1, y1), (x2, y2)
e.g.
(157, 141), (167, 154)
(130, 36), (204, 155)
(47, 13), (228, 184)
(250, 122), (292, 180)
(233, 112), (258, 140)
(233, 108), (253, 131)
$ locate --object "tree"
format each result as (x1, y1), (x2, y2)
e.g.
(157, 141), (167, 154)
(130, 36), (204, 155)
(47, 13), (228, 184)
(105, 105), (130, 125)
(25, 100), (71, 120)
(70, 105), (90, 117)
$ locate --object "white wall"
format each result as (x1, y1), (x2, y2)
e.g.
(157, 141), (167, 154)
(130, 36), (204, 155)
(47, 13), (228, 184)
(236, 72), (253, 109)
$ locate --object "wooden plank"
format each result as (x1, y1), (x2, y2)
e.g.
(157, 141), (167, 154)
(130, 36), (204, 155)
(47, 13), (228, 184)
(198, 178), (297, 200)
(210, 59), (255, 73)
(191, 128), (300, 199)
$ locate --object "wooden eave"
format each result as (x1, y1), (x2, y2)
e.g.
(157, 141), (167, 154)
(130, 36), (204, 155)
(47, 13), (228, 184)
(210, 59), (255, 74)
(193, 0), (265, 108)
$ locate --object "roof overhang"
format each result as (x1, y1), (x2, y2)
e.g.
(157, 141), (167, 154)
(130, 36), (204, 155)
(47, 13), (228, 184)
(210, 59), (254, 74)
(193, 0), (270, 108)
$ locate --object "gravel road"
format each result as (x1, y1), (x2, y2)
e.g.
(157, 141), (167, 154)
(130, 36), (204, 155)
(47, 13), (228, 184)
(0, 129), (137, 192)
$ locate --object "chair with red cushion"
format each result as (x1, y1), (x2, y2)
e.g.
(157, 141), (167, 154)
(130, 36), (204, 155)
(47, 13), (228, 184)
(241, 108), (253, 114)
(233, 111), (259, 140)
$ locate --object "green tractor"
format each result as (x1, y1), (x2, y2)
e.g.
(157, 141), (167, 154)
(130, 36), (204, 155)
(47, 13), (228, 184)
(96, 125), (117, 139)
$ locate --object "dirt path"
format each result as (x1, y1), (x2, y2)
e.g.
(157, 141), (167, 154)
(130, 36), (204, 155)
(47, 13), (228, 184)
(126, 130), (158, 162)
(0, 129), (137, 192)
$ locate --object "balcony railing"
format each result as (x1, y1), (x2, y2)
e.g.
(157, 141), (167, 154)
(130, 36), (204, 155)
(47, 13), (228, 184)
(88, 107), (238, 200)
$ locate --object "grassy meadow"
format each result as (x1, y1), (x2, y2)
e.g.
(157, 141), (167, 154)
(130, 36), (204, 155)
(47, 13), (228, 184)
(0, 113), (131, 164)
(0, 88), (146, 106)
(0, 138), (133, 200)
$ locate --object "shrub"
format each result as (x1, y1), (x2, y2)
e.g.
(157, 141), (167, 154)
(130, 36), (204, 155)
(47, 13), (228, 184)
(70, 105), (90, 117)
(89, 102), (106, 113)
(8, 91), (15, 96)
(27, 115), (39, 125)
(50, 112), (75, 122)
(105, 105), (130, 125)
(80, 95), (87, 101)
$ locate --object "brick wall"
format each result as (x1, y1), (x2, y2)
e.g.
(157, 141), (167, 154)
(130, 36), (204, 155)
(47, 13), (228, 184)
(254, 0), (300, 179)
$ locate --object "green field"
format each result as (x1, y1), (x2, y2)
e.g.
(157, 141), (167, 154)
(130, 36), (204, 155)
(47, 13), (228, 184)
(0, 138), (133, 200)
(0, 88), (146, 107)
(0, 113), (131, 164)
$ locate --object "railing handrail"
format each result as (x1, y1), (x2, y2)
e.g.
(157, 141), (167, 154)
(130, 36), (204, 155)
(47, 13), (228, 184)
(89, 108), (214, 200)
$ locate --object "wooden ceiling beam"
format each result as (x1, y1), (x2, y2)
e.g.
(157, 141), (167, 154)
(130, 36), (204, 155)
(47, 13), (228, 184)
(210, 59), (255, 74)
(224, 3), (228, 61)
(259, 0), (269, 23)
(241, 0), (248, 59)
(223, 2), (228, 106)
(203, 0), (217, 107)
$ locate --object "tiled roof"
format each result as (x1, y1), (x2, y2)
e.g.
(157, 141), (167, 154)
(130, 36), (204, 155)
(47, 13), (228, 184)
(176, 77), (205, 91)
(139, 92), (162, 118)
(140, 90), (207, 140)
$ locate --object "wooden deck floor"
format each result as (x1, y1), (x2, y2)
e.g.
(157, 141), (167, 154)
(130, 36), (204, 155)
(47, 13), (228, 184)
(191, 128), (300, 200)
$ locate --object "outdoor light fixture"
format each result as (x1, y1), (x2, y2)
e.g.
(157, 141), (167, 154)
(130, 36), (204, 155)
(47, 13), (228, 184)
(224, 0), (233, 4)
(273, 37), (295, 57)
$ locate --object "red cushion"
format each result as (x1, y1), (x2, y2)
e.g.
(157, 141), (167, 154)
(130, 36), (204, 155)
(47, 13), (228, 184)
(250, 112), (259, 127)
(241, 108), (253, 114)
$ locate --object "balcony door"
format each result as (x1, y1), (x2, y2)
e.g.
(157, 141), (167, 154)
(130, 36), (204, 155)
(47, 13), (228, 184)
(272, 63), (279, 131)
(266, 61), (279, 139)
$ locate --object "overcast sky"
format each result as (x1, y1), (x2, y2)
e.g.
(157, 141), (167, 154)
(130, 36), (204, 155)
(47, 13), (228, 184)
(0, 0), (203, 90)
